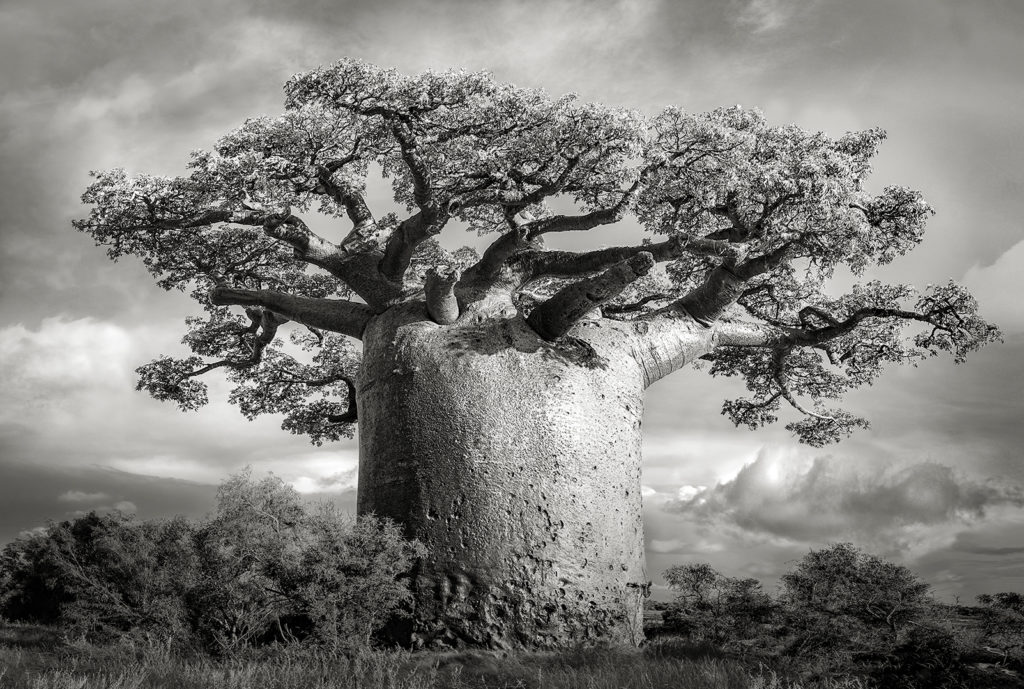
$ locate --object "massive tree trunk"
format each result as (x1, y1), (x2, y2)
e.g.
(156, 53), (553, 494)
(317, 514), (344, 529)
(357, 303), (676, 649)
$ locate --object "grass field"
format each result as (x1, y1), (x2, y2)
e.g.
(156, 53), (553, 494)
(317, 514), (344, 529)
(0, 623), (874, 689)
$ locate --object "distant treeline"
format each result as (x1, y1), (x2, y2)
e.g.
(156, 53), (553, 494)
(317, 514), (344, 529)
(652, 543), (1024, 687)
(0, 470), (423, 654)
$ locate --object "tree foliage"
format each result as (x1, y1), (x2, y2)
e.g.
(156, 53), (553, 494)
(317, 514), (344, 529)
(662, 562), (774, 646)
(779, 543), (933, 650)
(0, 471), (423, 654)
(74, 58), (999, 446)
(662, 545), (987, 686)
(975, 592), (1024, 666)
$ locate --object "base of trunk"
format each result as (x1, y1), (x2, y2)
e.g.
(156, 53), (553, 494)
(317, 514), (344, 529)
(358, 306), (650, 649)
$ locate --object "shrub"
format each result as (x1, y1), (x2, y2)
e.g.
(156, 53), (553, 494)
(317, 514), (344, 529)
(778, 543), (933, 658)
(874, 625), (970, 689)
(0, 469), (423, 655)
(975, 592), (1024, 667)
(662, 563), (775, 648)
(1, 512), (198, 641)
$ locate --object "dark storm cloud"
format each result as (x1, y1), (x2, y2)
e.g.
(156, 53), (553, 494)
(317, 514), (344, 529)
(0, 460), (218, 542)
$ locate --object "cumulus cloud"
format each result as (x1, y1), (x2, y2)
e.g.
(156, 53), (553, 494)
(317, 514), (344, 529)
(665, 447), (1024, 545)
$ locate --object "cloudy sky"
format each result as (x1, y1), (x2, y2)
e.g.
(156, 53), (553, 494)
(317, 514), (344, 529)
(1, 0), (1022, 602)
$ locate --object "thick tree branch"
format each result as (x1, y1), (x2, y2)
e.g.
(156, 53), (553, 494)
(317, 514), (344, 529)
(667, 240), (795, 328)
(677, 266), (747, 327)
(257, 212), (399, 310)
(326, 377), (358, 423)
(315, 171), (376, 233)
(472, 226), (532, 279)
(527, 252), (655, 341)
(524, 179), (642, 240)
(390, 122), (438, 215)
(210, 286), (374, 339)
(733, 241), (797, 280)
(378, 212), (438, 284)
(516, 232), (741, 280)
(424, 266), (460, 324)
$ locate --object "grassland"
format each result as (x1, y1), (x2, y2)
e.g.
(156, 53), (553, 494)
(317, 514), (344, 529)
(0, 623), (874, 689)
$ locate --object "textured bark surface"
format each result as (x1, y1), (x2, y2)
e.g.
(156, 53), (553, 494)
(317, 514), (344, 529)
(357, 304), (652, 649)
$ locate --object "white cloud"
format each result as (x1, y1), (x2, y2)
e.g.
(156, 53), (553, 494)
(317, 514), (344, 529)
(58, 490), (109, 503)
(665, 447), (1024, 550)
(641, 432), (775, 490)
(962, 239), (1024, 332)
(0, 317), (135, 410)
(291, 468), (358, 495)
(101, 447), (360, 494)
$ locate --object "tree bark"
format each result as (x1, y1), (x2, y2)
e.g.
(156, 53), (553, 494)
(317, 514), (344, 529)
(356, 305), (656, 649)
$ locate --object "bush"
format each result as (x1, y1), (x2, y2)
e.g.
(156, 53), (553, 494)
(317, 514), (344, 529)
(975, 592), (1024, 667)
(1, 512), (198, 641)
(0, 469), (423, 655)
(662, 563), (775, 649)
(778, 543), (934, 668)
(874, 625), (971, 689)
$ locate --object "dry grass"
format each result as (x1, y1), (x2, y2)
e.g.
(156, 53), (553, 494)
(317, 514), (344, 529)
(0, 624), (875, 689)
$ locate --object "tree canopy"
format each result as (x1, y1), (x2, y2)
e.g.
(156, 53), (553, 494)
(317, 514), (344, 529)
(75, 58), (999, 446)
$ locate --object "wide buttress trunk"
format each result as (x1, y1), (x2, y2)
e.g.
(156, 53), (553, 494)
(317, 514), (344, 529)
(357, 304), (653, 649)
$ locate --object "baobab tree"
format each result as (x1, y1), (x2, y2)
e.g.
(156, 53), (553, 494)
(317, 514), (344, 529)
(75, 59), (998, 649)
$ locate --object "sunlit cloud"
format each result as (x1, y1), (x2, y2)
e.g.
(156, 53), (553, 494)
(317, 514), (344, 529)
(664, 447), (1024, 547)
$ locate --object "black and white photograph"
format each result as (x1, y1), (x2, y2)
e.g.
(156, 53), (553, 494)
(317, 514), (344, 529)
(1, 1), (1022, 686)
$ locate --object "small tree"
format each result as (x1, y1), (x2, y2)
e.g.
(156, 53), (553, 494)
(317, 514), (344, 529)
(278, 506), (425, 650)
(975, 592), (1024, 666)
(779, 543), (933, 661)
(0, 531), (68, 624)
(188, 470), (307, 652)
(663, 563), (774, 645)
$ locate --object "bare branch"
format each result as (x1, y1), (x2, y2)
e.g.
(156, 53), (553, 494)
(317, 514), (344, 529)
(771, 347), (836, 421)
(527, 252), (655, 341)
(186, 310), (288, 378)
